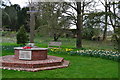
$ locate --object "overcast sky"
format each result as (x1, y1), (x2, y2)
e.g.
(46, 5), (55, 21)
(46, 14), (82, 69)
(9, 0), (27, 8)
(9, 0), (104, 8)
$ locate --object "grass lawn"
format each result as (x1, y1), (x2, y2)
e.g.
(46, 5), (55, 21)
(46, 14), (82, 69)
(1, 36), (114, 50)
(1, 36), (119, 78)
(2, 51), (119, 78)
(34, 37), (114, 50)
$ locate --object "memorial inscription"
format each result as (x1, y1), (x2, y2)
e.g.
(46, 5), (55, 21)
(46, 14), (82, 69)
(19, 50), (32, 60)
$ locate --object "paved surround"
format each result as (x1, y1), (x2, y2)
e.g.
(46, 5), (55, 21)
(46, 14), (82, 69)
(1, 47), (69, 72)
(0, 55), (69, 72)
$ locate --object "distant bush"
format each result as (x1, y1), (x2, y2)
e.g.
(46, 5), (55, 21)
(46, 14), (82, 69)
(1, 31), (6, 36)
(16, 25), (29, 44)
(82, 27), (94, 40)
(1, 31), (17, 37)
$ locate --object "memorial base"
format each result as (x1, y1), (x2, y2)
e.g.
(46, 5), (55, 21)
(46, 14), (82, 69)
(0, 55), (69, 72)
(0, 47), (69, 72)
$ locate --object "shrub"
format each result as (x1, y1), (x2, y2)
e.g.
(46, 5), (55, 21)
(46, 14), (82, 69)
(82, 27), (101, 40)
(16, 25), (29, 44)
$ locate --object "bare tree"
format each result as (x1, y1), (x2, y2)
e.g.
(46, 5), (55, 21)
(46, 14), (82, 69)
(103, 0), (108, 41)
(65, 0), (94, 48)
(35, 2), (71, 41)
(108, 1), (120, 51)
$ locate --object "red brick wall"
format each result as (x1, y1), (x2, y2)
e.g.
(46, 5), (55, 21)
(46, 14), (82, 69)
(14, 49), (48, 60)
(14, 50), (19, 59)
(32, 50), (47, 60)
(2, 62), (62, 68)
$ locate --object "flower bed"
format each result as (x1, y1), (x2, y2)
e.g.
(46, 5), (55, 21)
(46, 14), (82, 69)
(49, 48), (120, 62)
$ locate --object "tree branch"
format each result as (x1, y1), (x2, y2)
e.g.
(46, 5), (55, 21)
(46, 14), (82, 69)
(67, 3), (77, 11)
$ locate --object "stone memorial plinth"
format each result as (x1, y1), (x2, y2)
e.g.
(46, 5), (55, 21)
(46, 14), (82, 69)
(0, 46), (69, 72)
(14, 47), (48, 60)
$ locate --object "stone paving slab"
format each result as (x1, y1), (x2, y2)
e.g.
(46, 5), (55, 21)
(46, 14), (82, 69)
(0, 55), (65, 68)
(0, 60), (69, 72)
(0, 55), (64, 64)
(0, 55), (69, 71)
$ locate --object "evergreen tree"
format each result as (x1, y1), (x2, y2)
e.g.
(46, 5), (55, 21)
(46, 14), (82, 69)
(16, 25), (29, 44)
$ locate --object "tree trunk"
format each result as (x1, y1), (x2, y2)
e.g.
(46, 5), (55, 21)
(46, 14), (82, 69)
(118, 28), (120, 53)
(53, 33), (60, 41)
(76, 2), (82, 48)
(54, 34), (58, 41)
(108, 2), (120, 53)
(103, 1), (108, 41)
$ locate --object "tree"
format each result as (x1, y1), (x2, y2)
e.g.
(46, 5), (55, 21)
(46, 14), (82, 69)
(65, 0), (95, 48)
(2, 5), (18, 30)
(16, 25), (29, 44)
(17, 7), (29, 32)
(65, 2), (83, 48)
(107, 1), (120, 51)
(35, 2), (70, 41)
(103, 0), (108, 41)
(76, 2), (82, 48)
(2, 4), (21, 31)
(83, 12), (105, 40)
(2, 2), (29, 31)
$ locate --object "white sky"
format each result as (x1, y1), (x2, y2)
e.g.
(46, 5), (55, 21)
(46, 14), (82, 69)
(9, 0), (28, 8)
(9, 0), (104, 8)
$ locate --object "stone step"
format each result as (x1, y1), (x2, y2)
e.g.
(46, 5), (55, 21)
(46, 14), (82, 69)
(1, 55), (65, 68)
(0, 60), (69, 72)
